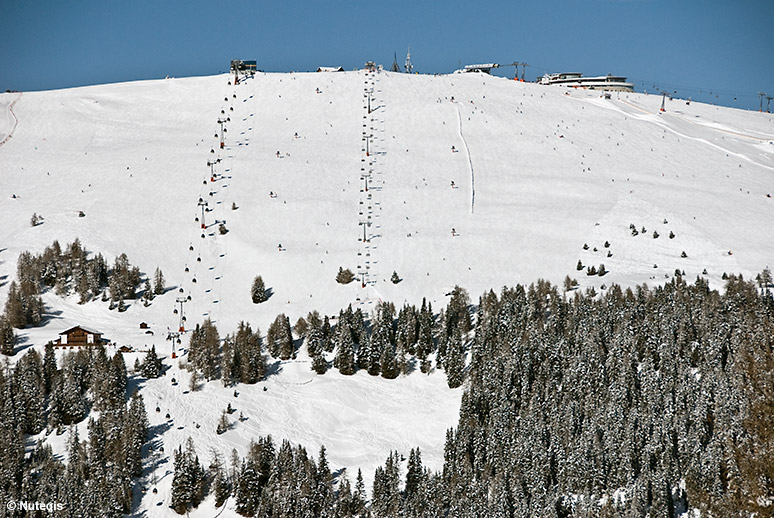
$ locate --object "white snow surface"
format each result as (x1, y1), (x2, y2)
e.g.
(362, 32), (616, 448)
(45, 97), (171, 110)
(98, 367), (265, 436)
(1, 71), (774, 516)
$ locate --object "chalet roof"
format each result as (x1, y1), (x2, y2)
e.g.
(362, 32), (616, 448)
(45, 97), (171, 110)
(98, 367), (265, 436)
(59, 325), (103, 336)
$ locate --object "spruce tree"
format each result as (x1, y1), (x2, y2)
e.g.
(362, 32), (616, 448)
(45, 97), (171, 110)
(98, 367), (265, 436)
(4, 282), (26, 328)
(333, 323), (356, 375)
(189, 319), (220, 380)
(312, 352), (329, 375)
(142, 279), (154, 303)
(210, 451), (231, 508)
(239, 323), (266, 383)
(336, 267), (355, 284)
(140, 345), (163, 378)
(153, 267), (166, 294)
(380, 343), (400, 379)
(124, 391), (148, 477)
(267, 313), (293, 360)
(443, 327), (465, 389)
(251, 275), (267, 303)
(0, 315), (16, 355)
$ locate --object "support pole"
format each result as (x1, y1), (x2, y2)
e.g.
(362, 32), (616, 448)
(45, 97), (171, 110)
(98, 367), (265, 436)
(175, 297), (187, 333)
(217, 117), (227, 148)
(198, 199), (208, 229)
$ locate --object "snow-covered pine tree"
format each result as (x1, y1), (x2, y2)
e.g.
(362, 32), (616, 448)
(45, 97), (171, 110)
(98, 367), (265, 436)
(266, 314), (293, 360)
(210, 451), (231, 508)
(42, 341), (57, 396)
(140, 345), (163, 378)
(153, 267), (165, 294)
(220, 335), (238, 387)
(14, 349), (46, 433)
(251, 275), (267, 303)
(312, 352), (329, 374)
(123, 391), (148, 477)
(336, 267), (355, 284)
(239, 322), (266, 384)
(235, 457), (262, 516)
(312, 445), (334, 514)
(171, 440), (198, 514)
(216, 409), (229, 435)
(333, 322), (356, 375)
(416, 299), (435, 373)
(188, 319), (220, 380)
(405, 447), (426, 504)
(142, 279), (154, 304)
(380, 342), (400, 379)
(0, 315), (16, 355)
(443, 327), (465, 388)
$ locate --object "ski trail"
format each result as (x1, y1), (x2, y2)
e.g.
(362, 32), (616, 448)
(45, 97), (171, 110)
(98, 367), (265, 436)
(454, 103), (475, 214)
(0, 93), (22, 147)
(581, 96), (774, 171)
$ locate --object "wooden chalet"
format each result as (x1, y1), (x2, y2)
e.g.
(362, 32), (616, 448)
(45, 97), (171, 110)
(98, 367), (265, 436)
(54, 326), (106, 348)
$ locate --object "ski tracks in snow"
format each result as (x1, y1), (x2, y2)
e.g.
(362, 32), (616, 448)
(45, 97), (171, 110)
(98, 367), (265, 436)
(454, 102), (475, 214)
(0, 93), (22, 148)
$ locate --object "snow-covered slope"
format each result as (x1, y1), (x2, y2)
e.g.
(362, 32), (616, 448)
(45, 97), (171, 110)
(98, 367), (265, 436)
(1, 71), (773, 516)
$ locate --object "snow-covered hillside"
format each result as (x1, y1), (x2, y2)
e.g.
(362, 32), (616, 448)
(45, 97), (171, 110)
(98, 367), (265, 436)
(1, 71), (773, 516)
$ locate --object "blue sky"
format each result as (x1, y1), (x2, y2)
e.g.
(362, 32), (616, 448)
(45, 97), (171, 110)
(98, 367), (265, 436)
(2, 0), (772, 110)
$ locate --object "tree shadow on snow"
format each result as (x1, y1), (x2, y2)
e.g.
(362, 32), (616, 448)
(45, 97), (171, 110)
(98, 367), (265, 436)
(39, 309), (64, 325)
(264, 359), (283, 379)
(10, 335), (32, 356)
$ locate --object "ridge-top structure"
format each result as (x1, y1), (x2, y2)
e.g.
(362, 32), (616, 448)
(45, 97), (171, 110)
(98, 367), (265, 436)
(230, 59), (257, 84)
(390, 52), (401, 73)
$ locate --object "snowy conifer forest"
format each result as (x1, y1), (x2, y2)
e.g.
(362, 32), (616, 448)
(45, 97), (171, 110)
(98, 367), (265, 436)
(1, 70), (773, 516)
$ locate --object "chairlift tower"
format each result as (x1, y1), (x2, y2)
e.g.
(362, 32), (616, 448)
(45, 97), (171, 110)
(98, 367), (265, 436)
(503, 62), (528, 81)
(198, 198), (208, 229)
(207, 158), (220, 182)
(217, 117), (228, 148)
(519, 63), (528, 81)
(359, 219), (371, 242)
(174, 297), (188, 333)
(759, 92), (767, 112)
(167, 330), (182, 359)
